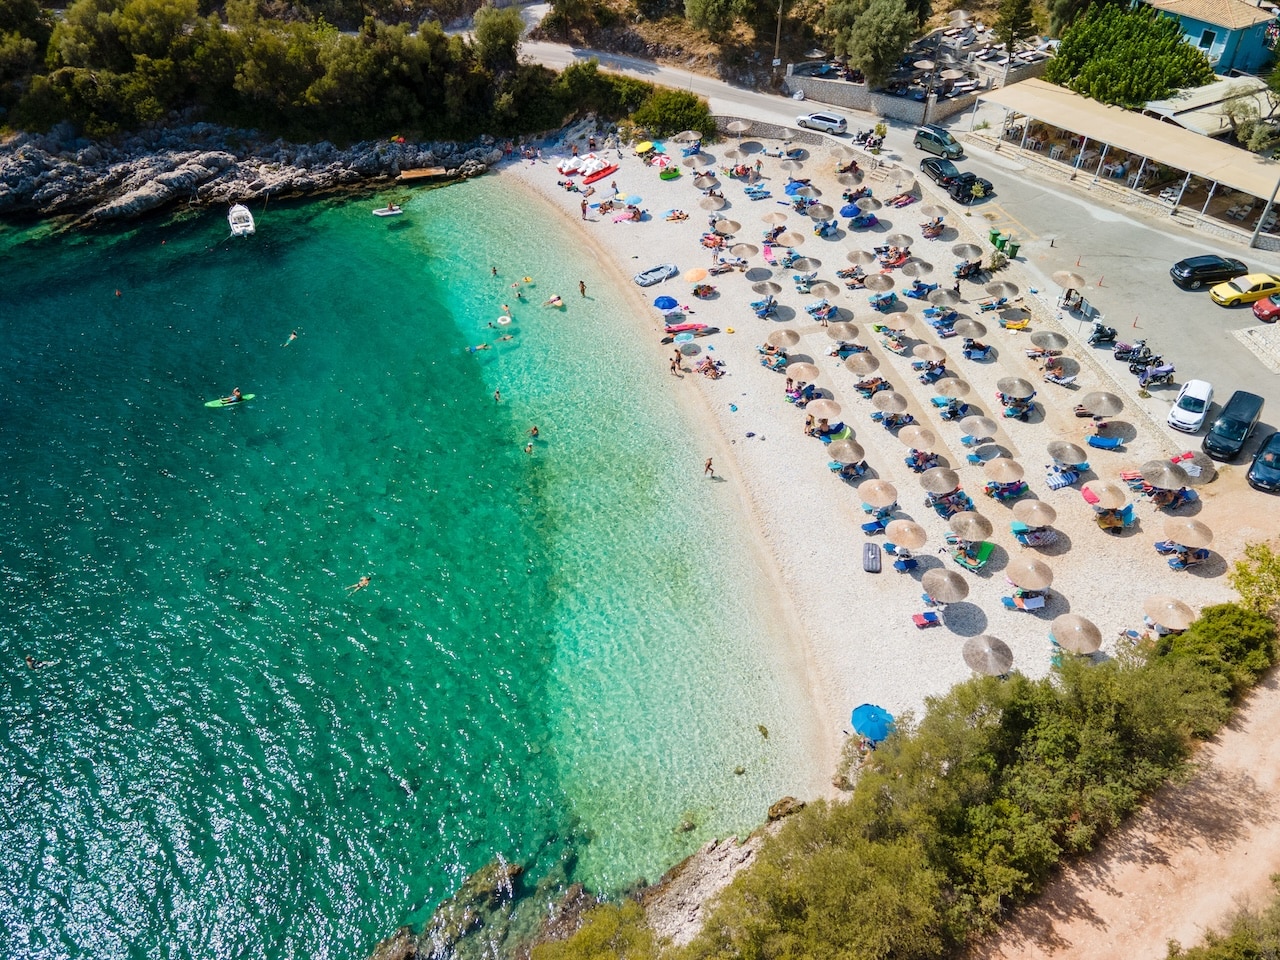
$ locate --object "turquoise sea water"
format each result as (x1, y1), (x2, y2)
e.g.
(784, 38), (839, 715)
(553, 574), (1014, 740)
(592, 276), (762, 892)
(0, 177), (825, 959)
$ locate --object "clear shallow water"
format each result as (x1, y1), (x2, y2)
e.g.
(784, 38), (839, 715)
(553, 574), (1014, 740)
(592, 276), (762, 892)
(0, 178), (824, 959)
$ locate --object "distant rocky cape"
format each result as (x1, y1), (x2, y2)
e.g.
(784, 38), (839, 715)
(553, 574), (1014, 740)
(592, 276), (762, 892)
(0, 121), (501, 223)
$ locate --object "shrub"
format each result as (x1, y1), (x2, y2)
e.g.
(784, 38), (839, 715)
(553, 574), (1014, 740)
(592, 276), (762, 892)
(1157, 602), (1277, 701)
(629, 87), (713, 139)
(1229, 542), (1280, 615)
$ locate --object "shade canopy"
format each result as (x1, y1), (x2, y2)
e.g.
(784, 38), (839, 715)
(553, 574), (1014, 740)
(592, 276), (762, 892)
(1084, 480), (1129, 510)
(752, 281), (782, 295)
(1031, 331), (1069, 350)
(963, 635), (1014, 675)
(766, 329), (800, 348)
(810, 281), (841, 298)
(793, 185), (822, 199)
(950, 511), (994, 541)
(861, 479), (898, 507)
(844, 352), (880, 374)
(827, 321), (859, 340)
(997, 377), (1036, 399)
(779, 159), (804, 172)
(714, 219), (742, 235)
(934, 378), (971, 397)
(1053, 270), (1086, 288)
(847, 249), (877, 265)
(807, 399), (842, 420)
(1051, 613), (1102, 654)
(1164, 517), (1213, 548)
(731, 243), (759, 258)
(898, 425), (937, 450)
(785, 362), (820, 382)
(885, 519), (928, 549)
(682, 154), (714, 168)
(913, 343), (947, 362)
(1081, 391), (1124, 416)
(921, 467), (962, 494)
(776, 231), (806, 247)
(952, 319), (986, 338)
(1013, 498), (1057, 526)
(953, 242), (983, 259)
(928, 288), (961, 306)
(919, 203), (947, 218)
(1047, 440), (1088, 465)
(885, 233), (913, 249)
(985, 280), (1020, 299)
(851, 703), (895, 741)
(672, 130), (703, 143)
(1144, 595), (1197, 630)
(827, 438), (865, 464)
(698, 195), (726, 210)
(882, 314), (916, 332)
(693, 174), (717, 189)
(726, 119), (752, 133)
(901, 260), (934, 277)
(959, 415), (997, 439)
(984, 457), (1025, 483)
(762, 211), (789, 225)
(808, 203), (835, 220)
(923, 568), (969, 603)
(1006, 556), (1053, 590)
(872, 390), (908, 413)
(1141, 459), (1191, 490)
(863, 274), (895, 292)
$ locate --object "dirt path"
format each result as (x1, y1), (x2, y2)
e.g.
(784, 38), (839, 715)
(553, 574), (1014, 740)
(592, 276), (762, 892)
(973, 670), (1280, 960)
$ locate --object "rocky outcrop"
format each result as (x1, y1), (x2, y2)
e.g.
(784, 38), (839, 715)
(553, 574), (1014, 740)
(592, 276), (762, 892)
(0, 121), (502, 223)
(638, 833), (770, 947)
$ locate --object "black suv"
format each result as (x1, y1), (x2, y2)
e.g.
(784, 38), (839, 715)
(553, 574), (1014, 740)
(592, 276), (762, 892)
(948, 172), (993, 204)
(920, 157), (961, 186)
(1170, 255), (1248, 290)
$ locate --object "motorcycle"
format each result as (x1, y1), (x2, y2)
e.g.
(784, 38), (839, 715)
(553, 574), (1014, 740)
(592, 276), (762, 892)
(1129, 355), (1163, 374)
(1087, 322), (1117, 346)
(1112, 339), (1149, 362)
(1137, 363), (1175, 387)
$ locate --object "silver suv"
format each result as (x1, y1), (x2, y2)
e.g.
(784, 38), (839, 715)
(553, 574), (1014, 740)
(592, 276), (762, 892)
(796, 112), (847, 134)
(913, 125), (963, 158)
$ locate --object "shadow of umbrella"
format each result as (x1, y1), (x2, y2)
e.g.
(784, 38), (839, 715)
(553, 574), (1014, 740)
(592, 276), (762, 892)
(746, 268), (774, 282)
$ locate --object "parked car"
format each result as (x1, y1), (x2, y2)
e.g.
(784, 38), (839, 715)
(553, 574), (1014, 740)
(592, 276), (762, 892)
(1247, 431), (1280, 491)
(1169, 255), (1248, 290)
(948, 172), (993, 204)
(913, 124), (963, 159)
(1209, 273), (1280, 306)
(920, 157), (961, 185)
(1167, 379), (1214, 433)
(1253, 293), (1280, 322)
(1203, 390), (1265, 460)
(796, 111), (847, 134)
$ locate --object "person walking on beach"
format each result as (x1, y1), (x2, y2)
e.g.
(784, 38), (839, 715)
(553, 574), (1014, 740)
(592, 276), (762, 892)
(581, 199), (588, 220)
(578, 280), (586, 298)
(704, 457), (715, 478)
(952, 279), (961, 297)
(670, 356), (681, 376)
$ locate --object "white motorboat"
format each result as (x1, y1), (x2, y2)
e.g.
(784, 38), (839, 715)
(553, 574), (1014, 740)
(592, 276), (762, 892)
(228, 204), (255, 236)
(373, 203), (403, 217)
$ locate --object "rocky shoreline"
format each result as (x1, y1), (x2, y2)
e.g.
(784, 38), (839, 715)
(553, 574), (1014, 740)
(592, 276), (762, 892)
(0, 121), (500, 224)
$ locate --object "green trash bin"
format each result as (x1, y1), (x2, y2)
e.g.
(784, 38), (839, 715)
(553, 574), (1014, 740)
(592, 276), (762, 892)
(988, 227), (1001, 245)
(994, 233), (1008, 251)
(1005, 239), (1021, 258)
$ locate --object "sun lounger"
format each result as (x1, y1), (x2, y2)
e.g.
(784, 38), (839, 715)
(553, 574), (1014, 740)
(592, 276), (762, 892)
(912, 612), (941, 629)
(1001, 594), (1046, 611)
(950, 540), (995, 571)
(1087, 434), (1123, 450)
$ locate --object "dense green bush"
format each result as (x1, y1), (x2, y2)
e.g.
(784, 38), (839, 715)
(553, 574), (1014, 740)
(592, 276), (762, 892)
(629, 88), (715, 139)
(1157, 603), (1276, 701)
(1166, 876), (1280, 959)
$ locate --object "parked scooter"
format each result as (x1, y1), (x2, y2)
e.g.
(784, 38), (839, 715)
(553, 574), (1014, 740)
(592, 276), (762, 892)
(1129, 355), (1164, 374)
(1137, 363), (1176, 387)
(1087, 322), (1117, 346)
(1113, 339), (1150, 362)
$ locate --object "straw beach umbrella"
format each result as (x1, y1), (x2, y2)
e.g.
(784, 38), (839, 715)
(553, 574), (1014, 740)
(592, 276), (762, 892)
(766, 329), (800, 349)
(784, 362), (820, 382)
(693, 174), (717, 189)
(1083, 480), (1128, 510)
(1006, 556), (1053, 590)
(1175, 451), (1217, 485)
(752, 281), (782, 295)
(762, 211), (789, 225)
(844, 352), (879, 375)
(928, 288), (961, 306)
(776, 231), (806, 247)
(731, 243), (759, 258)
(923, 568), (969, 603)
(672, 130), (703, 143)
(950, 511), (993, 541)
(885, 519), (928, 550)
(698, 195), (726, 211)
(1164, 517), (1213, 548)
(964, 635), (1014, 675)
(807, 399), (842, 420)
(1047, 440), (1088, 465)
(985, 280), (1020, 299)
(837, 172), (863, 186)
(794, 185), (822, 198)
(984, 457), (1024, 483)
(872, 390), (908, 413)
(809, 281), (841, 298)
(714, 219), (742, 236)
(1053, 270), (1086, 289)
(847, 249), (877, 265)
(861, 479), (898, 508)
(901, 260), (934, 277)
(682, 154), (714, 168)
(898, 425), (937, 449)
(1031, 331), (1069, 350)
(913, 344), (947, 363)
(1013, 499), (1056, 526)
(920, 467), (961, 494)
(1144, 595), (1197, 631)
(953, 242), (983, 259)
(997, 377), (1036, 399)
(827, 439), (865, 464)
(934, 378), (970, 397)
(959, 415), (996, 440)
(827, 321), (859, 340)
(779, 159), (804, 172)
(1141, 459), (1191, 489)
(1081, 391), (1124, 416)
(919, 203), (947, 219)
(864, 274), (895, 292)
(952, 319), (986, 338)
(807, 203), (835, 220)
(856, 197), (882, 213)
(885, 233), (913, 249)
(1051, 614), (1102, 654)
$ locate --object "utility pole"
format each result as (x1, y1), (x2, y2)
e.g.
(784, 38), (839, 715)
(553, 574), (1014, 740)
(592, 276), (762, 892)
(772, 0), (785, 80)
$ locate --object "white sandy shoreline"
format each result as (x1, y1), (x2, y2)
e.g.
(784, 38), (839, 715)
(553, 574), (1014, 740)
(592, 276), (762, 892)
(494, 131), (1246, 796)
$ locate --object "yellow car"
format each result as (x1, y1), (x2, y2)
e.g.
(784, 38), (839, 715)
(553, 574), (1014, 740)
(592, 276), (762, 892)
(1210, 272), (1280, 306)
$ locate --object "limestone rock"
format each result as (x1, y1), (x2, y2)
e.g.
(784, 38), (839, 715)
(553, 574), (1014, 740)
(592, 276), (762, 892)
(767, 796), (806, 821)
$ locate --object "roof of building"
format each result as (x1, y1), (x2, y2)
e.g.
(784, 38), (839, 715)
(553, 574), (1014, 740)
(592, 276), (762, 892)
(1145, 76), (1273, 137)
(978, 78), (1280, 199)
(1144, 0), (1274, 30)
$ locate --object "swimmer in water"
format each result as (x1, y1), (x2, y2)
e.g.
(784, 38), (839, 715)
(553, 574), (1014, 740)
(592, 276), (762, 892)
(282, 330), (298, 347)
(347, 575), (371, 593)
(497, 334), (514, 342)
(543, 295), (563, 307)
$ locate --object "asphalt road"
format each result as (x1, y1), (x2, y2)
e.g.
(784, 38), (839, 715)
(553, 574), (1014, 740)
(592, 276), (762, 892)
(519, 31), (1280, 452)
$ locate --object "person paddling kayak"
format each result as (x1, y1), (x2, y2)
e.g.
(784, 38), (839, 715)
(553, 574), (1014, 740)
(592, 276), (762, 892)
(221, 388), (243, 405)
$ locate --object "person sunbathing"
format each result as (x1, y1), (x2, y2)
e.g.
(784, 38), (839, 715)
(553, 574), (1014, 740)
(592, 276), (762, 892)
(666, 209), (688, 221)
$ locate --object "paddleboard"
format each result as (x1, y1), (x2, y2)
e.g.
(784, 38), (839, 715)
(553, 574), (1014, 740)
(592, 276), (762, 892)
(205, 394), (255, 408)
(373, 208), (403, 217)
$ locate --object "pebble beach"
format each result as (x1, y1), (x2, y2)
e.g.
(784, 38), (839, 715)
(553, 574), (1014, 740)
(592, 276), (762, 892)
(501, 129), (1253, 775)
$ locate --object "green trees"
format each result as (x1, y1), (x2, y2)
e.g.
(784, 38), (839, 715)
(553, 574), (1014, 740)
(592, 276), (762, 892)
(630, 87), (715, 138)
(840, 0), (915, 87)
(1044, 5), (1214, 107)
(994, 0), (1035, 58)
(473, 3), (524, 72)
(1230, 542), (1280, 613)
(684, 0), (745, 40)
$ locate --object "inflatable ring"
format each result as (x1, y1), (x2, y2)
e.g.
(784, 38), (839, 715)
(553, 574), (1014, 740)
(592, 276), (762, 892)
(497, 316), (512, 325)
(726, 327), (735, 334)
(523, 276), (533, 283)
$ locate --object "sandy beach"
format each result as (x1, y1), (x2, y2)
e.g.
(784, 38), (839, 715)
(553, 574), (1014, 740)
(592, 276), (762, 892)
(497, 128), (1247, 786)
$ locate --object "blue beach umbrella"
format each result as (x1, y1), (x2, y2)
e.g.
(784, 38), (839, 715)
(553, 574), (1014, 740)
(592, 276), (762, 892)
(784, 181), (803, 196)
(851, 703), (895, 742)
(840, 203), (860, 217)
(654, 295), (678, 310)
(626, 195), (643, 206)
(674, 332), (695, 343)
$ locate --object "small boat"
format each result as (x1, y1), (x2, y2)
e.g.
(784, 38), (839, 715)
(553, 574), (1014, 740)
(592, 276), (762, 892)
(228, 204), (255, 237)
(582, 163), (619, 186)
(373, 204), (403, 217)
(660, 326), (720, 344)
(664, 321), (707, 334)
(633, 263), (678, 287)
